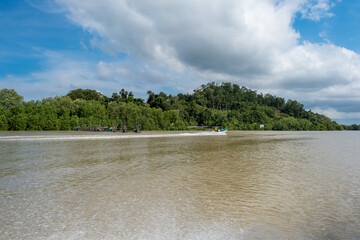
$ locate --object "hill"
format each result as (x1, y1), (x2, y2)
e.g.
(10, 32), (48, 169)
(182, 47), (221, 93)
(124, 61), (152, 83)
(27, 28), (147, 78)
(0, 82), (354, 131)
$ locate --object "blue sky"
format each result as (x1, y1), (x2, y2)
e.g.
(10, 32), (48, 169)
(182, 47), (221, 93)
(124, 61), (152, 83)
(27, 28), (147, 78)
(0, 0), (113, 76)
(0, 0), (360, 124)
(294, 1), (360, 53)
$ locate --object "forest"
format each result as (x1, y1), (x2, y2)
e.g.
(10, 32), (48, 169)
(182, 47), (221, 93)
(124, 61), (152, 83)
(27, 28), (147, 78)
(0, 82), (358, 131)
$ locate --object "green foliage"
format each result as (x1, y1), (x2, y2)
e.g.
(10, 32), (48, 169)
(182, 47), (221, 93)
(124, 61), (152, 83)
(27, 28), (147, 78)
(67, 89), (107, 102)
(273, 117), (312, 130)
(0, 89), (23, 113)
(9, 113), (27, 130)
(342, 124), (359, 130)
(0, 83), (351, 131)
(0, 113), (8, 130)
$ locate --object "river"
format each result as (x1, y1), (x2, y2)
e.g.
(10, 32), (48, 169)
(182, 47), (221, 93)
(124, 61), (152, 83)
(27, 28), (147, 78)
(1, 131), (359, 239)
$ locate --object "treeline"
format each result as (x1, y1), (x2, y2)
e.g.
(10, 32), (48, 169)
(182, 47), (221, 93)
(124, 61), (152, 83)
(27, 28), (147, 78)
(342, 124), (360, 130)
(0, 82), (353, 131)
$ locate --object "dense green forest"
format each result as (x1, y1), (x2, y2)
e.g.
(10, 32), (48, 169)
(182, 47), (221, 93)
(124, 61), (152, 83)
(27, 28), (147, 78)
(0, 82), (358, 131)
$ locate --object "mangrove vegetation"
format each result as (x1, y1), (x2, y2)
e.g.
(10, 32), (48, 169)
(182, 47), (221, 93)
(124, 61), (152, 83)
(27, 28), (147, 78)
(0, 82), (356, 131)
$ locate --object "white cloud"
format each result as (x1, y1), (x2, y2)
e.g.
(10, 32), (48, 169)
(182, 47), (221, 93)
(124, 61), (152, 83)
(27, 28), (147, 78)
(0, 50), (192, 100)
(0, 52), (100, 100)
(271, 43), (360, 89)
(297, 0), (335, 21)
(55, 0), (358, 82)
(312, 107), (360, 120)
(57, 0), (299, 74)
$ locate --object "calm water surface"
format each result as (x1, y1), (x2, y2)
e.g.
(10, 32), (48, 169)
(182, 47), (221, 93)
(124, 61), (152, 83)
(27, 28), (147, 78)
(1, 131), (360, 239)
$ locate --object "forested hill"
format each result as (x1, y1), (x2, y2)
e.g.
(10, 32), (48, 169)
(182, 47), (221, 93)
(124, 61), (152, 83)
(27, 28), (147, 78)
(0, 82), (357, 131)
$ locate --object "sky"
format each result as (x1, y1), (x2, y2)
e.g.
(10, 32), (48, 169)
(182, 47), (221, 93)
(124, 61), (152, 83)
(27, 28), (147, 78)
(0, 0), (359, 124)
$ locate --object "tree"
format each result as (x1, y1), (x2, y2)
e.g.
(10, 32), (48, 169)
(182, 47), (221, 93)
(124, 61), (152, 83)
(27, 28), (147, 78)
(0, 88), (23, 112)
(0, 112), (8, 130)
(120, 89), (128, 101)
(0, 82), (346, 131)
(9, 113), (27, 130)
(128, 91), (134, 102)
(67, 89), (105, 101)
(284, 99), (305, 118)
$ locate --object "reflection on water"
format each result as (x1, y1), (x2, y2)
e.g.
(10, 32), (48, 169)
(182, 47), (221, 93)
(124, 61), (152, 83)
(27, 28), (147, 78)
(1, 131), (360, 239)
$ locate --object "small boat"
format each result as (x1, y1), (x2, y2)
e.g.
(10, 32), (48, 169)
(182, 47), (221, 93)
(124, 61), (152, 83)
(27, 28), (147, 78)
(213, 127), (227, 133)
(217, 129), (227, 133)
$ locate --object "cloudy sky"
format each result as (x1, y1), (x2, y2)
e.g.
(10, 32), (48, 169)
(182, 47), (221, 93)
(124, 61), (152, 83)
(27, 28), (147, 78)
(0, 0), (359, 124)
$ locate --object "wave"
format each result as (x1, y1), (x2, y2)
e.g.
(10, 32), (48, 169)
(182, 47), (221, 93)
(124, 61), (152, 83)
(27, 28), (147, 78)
(0, 131), (226, 142)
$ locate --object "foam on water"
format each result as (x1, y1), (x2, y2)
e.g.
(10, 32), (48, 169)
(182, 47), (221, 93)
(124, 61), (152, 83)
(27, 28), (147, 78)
(0, 131), (226, 142)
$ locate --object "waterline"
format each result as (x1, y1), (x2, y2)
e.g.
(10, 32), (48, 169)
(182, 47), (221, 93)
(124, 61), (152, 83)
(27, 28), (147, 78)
(0, 131), (226, 142)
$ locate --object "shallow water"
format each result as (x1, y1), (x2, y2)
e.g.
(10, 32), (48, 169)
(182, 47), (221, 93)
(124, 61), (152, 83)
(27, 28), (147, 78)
(1, 131), (360, 239)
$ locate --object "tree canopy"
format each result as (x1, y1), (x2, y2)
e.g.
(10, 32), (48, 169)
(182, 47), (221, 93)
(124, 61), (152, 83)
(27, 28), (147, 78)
(0, 82), (355, 131)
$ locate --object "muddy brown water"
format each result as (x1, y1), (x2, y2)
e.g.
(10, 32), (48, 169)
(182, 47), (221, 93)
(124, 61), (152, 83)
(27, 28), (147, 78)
(1, 131), (359, 239)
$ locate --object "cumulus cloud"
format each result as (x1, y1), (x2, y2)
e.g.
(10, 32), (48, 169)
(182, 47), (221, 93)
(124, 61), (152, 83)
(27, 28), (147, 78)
(58, 0), (299, 76)
(313, 107), (360, 120)
(10, 0), (359, 123)
(0, 50), (193, 100)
